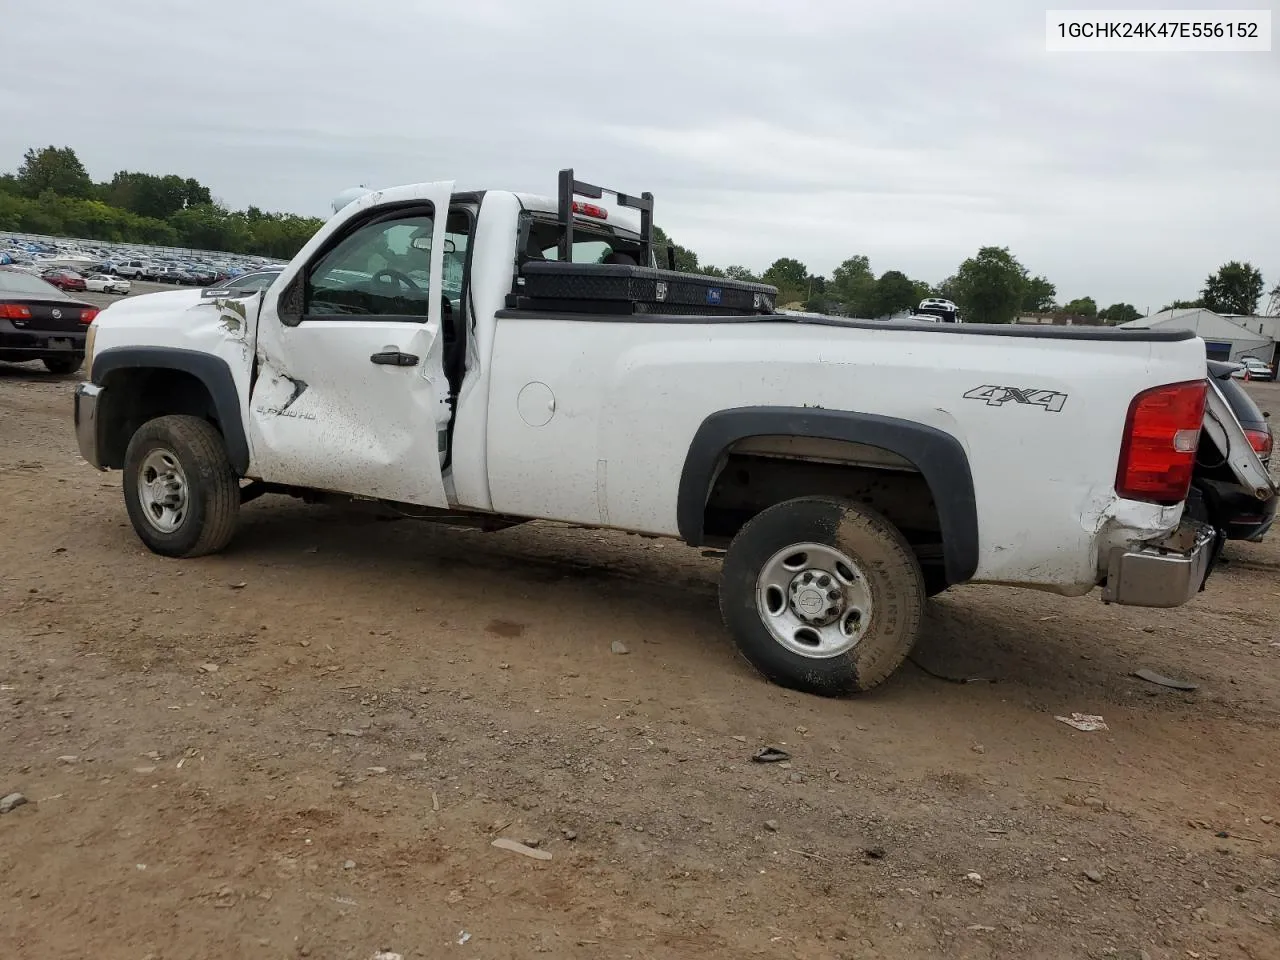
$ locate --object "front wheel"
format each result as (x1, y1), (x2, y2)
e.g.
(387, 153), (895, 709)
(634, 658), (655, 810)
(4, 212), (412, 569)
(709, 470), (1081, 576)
(719, 497), (925, 696)
(123, 415), (240, 558)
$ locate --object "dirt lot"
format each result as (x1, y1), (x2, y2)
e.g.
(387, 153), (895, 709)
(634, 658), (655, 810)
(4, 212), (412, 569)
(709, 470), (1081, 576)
(1, 359), (1278, 960)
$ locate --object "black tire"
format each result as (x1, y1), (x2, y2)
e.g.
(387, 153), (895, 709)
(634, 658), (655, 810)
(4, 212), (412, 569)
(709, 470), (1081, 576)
(43, 354), (84, 375)
(123, 415), (239, 558)
(719, 496), (925, 696)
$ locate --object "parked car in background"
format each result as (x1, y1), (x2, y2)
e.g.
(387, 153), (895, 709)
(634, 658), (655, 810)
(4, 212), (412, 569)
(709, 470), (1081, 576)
(41, 269), (88, 292)
(1229, 357), (1275, 381)
(0, 267), (97, 374)
(915, 297), (960, 323)
(113, 260), (149, 279)
(1190, 360), (1275, 542)
(85, 274), (131, 295)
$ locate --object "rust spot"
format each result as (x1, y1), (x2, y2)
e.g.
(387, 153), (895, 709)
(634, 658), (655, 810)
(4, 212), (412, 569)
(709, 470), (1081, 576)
(485, 619), (526, 639)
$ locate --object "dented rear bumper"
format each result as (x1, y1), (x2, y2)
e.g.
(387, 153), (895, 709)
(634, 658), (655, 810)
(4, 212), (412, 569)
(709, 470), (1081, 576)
(1101, 520), (1217, 608)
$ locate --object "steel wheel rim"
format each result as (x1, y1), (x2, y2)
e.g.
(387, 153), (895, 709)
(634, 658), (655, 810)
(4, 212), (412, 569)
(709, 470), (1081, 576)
(137, 448), (189, 534)
(755, 542), (873, 659)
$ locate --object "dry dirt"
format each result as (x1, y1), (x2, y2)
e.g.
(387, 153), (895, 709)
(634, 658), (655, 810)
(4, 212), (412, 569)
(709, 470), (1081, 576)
(1, 361), (1278, 960)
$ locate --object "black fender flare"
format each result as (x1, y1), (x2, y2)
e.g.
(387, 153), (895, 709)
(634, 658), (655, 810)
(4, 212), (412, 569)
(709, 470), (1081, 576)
(92, 346), (250, 475)
(676, 406), (980, 584)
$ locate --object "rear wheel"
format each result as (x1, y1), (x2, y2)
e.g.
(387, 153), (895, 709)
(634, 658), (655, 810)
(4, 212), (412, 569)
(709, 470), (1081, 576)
(719, 496), (925, 696)
(123, 415), (240, 558)
(43, 354), (84, 375)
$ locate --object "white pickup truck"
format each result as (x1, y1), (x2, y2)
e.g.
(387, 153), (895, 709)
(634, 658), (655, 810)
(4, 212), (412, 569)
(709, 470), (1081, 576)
(73, 170), (1274, 696)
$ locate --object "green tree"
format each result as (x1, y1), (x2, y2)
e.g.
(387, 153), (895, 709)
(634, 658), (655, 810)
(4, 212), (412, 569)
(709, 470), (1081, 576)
(698, 264), (727, 277)
(724, 265), (761, 283)
(16, 146), (93, 199)
(1061, 296), (1097, 317)
(870, 270), (920, 317)
(762, 257), (811, 303)
(951, 246), (1027, 324)
(762, 257), (809, 290)
(243, 211), (325, 259)
(102, 171), (214, 220)
(1201, 261), (1264, 315)
(910, 279), (933, 307)
(828, 255), (876, 315)
(1020, 274), (1057, 312)
(1098, 303), (1141, 325)
(168, 203), (252, 252)
(1161, 299), (1203, 311)
(1, 144), (312, 255)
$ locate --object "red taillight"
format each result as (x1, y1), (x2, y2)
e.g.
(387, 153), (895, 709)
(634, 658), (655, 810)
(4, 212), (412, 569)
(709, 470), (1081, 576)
(571, 201), (608, 219)
(1116, 379), (1207, 504)
(0, 303), (33, 320)
(80, 307), (99, 324)
(1244, 427), (1273, 458)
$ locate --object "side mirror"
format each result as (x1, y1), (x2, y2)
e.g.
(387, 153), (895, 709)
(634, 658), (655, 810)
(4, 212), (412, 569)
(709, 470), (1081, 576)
(277, 274), (304, 327)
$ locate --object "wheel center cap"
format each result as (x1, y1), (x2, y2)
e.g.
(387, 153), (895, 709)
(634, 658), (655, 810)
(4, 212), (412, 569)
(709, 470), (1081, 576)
(795, 588), (826, 616)
(789, 569), (844, 626)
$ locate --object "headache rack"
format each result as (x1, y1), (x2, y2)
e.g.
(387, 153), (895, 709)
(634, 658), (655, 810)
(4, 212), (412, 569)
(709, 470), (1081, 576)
(558, 168), (655, 266)
(507, 168), (778, 317)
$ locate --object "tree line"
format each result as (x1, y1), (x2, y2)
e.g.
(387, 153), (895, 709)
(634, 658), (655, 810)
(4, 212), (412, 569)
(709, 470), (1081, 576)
(4, 146), (1274, 321)
(657, 235), (1275, 324)
(0, 146), (325, 259)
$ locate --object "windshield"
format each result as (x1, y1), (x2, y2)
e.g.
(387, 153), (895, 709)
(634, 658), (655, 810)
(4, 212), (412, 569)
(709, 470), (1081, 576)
(0, 269), (69, 299)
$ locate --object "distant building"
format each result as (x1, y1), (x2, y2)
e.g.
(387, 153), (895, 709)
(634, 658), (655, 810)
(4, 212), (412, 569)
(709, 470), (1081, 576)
(1223, 313), (1280, 344)
(1118, 308), (1277, 363)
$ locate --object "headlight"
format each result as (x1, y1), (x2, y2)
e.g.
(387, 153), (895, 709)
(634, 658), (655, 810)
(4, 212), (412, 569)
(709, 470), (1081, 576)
(84, 323), (97, 375)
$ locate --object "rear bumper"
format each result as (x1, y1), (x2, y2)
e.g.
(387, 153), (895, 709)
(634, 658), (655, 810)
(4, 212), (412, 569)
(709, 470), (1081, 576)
(0, 322), (86, 356)
(74, 382), (107, 470)
(1102, 520), (1217, 608)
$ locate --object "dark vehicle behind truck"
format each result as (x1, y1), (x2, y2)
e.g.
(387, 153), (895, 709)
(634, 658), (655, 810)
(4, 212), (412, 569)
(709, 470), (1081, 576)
(1191, 360), (1275, 542)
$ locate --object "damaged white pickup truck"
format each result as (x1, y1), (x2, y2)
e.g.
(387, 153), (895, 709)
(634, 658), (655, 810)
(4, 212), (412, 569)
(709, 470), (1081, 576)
(74, 170), (1275, 696)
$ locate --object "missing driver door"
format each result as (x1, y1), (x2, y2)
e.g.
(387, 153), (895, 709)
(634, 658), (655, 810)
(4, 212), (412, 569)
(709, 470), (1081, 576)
(248, 182), (456, 508)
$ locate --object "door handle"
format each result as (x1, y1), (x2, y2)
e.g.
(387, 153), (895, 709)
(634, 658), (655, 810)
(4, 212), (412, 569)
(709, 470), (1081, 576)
(370, 350), (419, 366)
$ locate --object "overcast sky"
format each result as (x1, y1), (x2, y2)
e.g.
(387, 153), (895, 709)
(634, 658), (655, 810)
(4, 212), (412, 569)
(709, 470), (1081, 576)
(2, 0), (1277, 311)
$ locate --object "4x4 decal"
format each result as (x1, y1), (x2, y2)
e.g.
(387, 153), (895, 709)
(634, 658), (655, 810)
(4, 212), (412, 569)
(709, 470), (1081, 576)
(963, 385), (1067, 412)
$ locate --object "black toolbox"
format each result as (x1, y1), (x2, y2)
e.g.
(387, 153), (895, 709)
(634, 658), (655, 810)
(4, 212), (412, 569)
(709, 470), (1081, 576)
(510, 261), (778, 316)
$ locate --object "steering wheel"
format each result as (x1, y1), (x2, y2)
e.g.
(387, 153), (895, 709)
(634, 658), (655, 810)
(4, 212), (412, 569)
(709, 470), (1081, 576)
(370, 268), (422, 294)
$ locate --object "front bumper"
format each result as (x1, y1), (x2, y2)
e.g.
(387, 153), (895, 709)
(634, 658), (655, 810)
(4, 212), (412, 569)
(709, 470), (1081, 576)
(74, 382), (107, 470)
(1102, 520), (1217, 608)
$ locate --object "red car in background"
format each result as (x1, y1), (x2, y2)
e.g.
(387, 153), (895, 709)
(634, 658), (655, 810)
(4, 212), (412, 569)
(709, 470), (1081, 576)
(41, 269), (88, 292)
